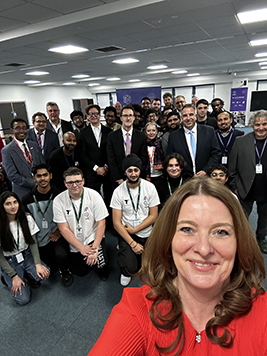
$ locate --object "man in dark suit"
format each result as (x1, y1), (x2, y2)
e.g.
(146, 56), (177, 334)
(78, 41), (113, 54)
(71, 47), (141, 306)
(107, 104), (148, 187)
(228, 110), (267, 254)
(46, 101), (73, 146)
(2, 118), (45, 198)
(27, 112), (59, 161)
(215, 111), (244, 166)
(79, 104), (112, 205)
(167, 104), (221, 176)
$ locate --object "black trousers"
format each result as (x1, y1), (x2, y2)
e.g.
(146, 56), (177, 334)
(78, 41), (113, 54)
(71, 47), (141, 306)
(239, 197), (267, 241)
(117, 234), (147, 277)
(38, 237), (70, 275)
(69, 239), (108, 277)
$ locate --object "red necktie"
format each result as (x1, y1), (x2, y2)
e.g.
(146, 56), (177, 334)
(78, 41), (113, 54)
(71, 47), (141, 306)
(37, 132), (42, 149)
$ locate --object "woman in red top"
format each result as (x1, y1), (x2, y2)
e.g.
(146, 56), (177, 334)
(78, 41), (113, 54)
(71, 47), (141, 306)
(89, 177), (266, 355)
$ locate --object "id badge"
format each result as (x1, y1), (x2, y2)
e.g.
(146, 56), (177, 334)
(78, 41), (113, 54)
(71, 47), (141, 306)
(76, 226), (83, 237)
(256, 164), (263, 174)
(16, 253), (24, 263)
(132, 219), (141, 228)
(222, 156), (227, 164)
(42, 219), (48, 229)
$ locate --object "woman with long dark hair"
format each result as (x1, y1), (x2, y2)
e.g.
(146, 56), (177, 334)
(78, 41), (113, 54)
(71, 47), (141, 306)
(0, 191), (50, 305)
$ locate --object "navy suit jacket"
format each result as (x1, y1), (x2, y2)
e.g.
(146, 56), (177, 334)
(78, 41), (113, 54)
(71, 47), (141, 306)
(2, 139), (45, 198)
(107, 128), (148, 183)
(167, 124), (222, 174)
(46, 119), (73, 135)
(27, 128), (59, 161)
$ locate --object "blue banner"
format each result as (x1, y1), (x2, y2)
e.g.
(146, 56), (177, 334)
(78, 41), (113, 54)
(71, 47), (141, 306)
(116, 86), (161, 106)
(230, 88), (248, 111)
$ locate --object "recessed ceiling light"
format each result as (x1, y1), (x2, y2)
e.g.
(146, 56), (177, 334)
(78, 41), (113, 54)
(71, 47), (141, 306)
(49, 45), (89, 54)
(261, 66), (267, 69)
(88, 83), (100, 86)
(24, 80), (41, 84)
(255, 52), (267, 58)
(63, 82), (76, 85)
(72, 74), (90, 78)
(112, 58), (139, 64)
(26, 71), (49, 75)
(106, 77), (121, 81)
(187, 73), (200, 77)
(259, 61), (267, 66)
(237, 8), (267, 24)
(147, 64), (168, 70)
(128, 79), (140, 82)
(172, 70), (188, 74)
(250, 39), (267, 47)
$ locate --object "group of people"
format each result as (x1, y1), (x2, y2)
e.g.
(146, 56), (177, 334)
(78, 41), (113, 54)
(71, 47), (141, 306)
(0, 97), (267, 314)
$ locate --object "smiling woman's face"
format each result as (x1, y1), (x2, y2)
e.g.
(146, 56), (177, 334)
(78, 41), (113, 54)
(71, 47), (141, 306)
(172, 195), (237, 294)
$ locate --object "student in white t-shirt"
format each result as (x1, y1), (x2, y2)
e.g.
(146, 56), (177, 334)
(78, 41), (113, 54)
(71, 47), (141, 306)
(53, 167), (109, 281)
(110, 154), (160, 286)
(0, 191), (50, 305)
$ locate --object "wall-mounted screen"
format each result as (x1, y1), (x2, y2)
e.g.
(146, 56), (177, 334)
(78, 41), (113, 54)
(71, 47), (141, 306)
(250, 91), (267, 111)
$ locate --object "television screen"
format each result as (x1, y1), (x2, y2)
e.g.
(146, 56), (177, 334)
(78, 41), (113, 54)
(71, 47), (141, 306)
(250, 91), (267, 111)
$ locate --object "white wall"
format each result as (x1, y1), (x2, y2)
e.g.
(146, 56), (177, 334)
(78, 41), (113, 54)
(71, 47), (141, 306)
(0, 85), (95, 124)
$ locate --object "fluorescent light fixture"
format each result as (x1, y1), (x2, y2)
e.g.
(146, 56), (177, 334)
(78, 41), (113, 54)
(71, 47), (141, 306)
(112, 58), (139, 64)
(237, 8), (267, 24)
(261, 66), (267, 69)
(26, 71), (49, 75)
(63, 82), (76, 85)
(49, 45), (89, 54)
(250, 39), (267, 47)
(147, 64), (168, 70)
(32, 82), (55, 86)
(88, 83), (100, 86)
(128, 79), (140, 82)
(72, 74), (90, 78)
(80, 77), (105, 82)
(106, 77), (121, 81)
(187, 73), (200, 77)
(255, 52), (267, 58)
(24, 80), (40, 84)
(172, 70), (188, 74)
(259, 62), (267, 66)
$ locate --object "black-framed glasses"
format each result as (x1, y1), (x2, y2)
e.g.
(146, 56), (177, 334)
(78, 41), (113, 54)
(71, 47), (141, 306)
(13, 126), (27, 131)
(65, 180), (83, 187)
(88, 112), (100, 116)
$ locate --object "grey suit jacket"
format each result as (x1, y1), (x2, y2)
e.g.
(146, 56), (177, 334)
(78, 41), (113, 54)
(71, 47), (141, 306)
(2, 139), (45, 199)
(228, 132), (257, 199)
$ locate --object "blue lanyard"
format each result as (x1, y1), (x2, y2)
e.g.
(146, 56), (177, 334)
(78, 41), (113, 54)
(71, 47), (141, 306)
(217, 130), (234, 153)
(255, 138), (267, 164)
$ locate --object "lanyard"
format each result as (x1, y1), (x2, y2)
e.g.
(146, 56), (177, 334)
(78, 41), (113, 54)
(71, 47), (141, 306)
(217, 130), (234, 153)
(255, 138), (267, 164)
(69, 189), (84, 226)
(167, 176), (182, 196)
(126, 180), (141, 218)
(13, 220), (20, 250)
(63, 151), (74, 167)
(33, 194), (53, 219)
(147, 146), (156, 165)
(14, 138), (32, 166)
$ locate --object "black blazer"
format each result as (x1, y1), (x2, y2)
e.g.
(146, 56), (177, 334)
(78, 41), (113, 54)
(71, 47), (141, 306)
(46, 119), (73, 135)
(167, 124), (222, 174)
(78, 124), (112, 182)
(107, 128), (148, 182)
(27, 128), (59, 161)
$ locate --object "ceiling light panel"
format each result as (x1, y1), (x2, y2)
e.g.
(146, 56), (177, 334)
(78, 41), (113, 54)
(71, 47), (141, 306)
(112, 58), (139, 64)
(49, 45), (89, 54)
(237, 8), (267, 24)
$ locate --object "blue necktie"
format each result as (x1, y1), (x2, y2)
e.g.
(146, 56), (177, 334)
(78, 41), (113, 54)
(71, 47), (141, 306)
(189, 131), (196, 159)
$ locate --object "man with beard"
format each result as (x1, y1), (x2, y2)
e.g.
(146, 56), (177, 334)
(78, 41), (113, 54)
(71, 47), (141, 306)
(215, 111), (244, 166)
(49, 132), (80, 191)
(151, 98), (161, 116)
(103, 106), (121, 131)
(162, 111), (181, 156)
(110, 154), (159, 286)
(196, 99), (218, 130)
(22, 164), (72, 287)
(70, 110), (86, 132)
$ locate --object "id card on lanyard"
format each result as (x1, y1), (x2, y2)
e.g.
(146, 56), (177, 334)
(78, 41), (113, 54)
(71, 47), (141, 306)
(69, 189), (84, 238)
(126, 181), (141, 227)
(255, 138), (267, 174)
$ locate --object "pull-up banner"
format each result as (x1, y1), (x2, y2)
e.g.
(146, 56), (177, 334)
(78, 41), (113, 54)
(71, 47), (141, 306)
(116, 86), (161, 106)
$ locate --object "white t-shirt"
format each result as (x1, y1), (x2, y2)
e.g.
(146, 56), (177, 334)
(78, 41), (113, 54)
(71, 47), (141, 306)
(3, 215), (39, 257)
(53, 187), (108, 252)
(110, 178), (160, 238)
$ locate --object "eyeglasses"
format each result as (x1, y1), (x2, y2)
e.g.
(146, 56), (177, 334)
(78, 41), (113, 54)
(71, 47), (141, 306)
(122, 114), (134, 118)
(126, 168), (140, 173)
(87, 112), (100, 116)
(65, 180), (83, 187)
(211, 172), (226, 177)
(73, 116), (83, 120)
(35, 120), (47, 124)
(13, 126), (27, 131)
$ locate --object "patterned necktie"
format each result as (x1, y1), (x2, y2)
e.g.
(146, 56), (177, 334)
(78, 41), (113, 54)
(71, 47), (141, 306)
(37, 132), (42, 149)
(189, 131), (196, 159)
(126, 132), (131, 156)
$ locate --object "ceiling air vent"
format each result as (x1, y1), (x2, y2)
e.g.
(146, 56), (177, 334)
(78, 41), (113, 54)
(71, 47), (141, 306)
(94, 46), (124, 53)
(5, 63), (25, 67)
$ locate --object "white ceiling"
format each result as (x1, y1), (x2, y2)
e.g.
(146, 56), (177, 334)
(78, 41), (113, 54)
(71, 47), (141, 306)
(0, 0), (267, 91)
